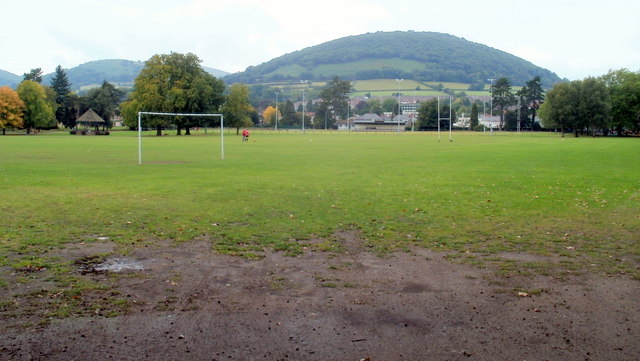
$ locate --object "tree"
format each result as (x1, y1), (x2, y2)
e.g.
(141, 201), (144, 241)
(83, 81), (125, 130)
(262, 106), (279, 126)
(125, 54), (223, 133)
(523, 76), (544, 130)
(417, 98), (439, 129)
(469, 102), (479, 130)
(50, 65), (76, 128)
(16, 80), (55, 134)
(491, 77), (515, 130)
(23, 68), (43, 83)
(318, 76), (351, 124)
(0, 86), (25, 134)
(354, 100), (370, 115)
(280, 99), (297, 125)
(306, 99), (314, 112)
(222, 83), (254, 134)
(539, 81), (580, 137)
(601, 69), (640, 135)
(579, 77), (610, 136)
(366, 99), (384, 115)
(382, 97), (398, 114)
(122, 52), (225, 135)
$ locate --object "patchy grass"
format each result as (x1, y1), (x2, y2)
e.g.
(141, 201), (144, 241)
(0, 130), (638, 321)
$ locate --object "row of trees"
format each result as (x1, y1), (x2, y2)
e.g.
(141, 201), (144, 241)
(1, 53), (256, 136)
(0, 66), (126, 134)
(540, 69), (640, 136)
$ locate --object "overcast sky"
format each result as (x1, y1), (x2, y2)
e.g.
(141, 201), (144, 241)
(2, 0), (638, 80)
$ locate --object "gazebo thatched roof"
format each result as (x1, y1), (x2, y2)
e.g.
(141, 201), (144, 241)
(76, 109), (106, 124)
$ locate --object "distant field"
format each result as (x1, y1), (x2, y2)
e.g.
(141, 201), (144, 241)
(353, 79), (424, 91)
(265, 78), (491, 97)
(1, 131), (638, 279)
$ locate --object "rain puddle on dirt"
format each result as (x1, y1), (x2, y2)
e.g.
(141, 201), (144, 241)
(76, 256), (146, 273)
(94, 258), (145, 272)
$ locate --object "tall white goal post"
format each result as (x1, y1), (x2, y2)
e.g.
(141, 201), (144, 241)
(137, 111), (224, 165)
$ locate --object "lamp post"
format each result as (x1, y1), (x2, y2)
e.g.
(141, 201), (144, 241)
(301, 80), (308, 134)
(346, 92), (350, 132)
(488, 78), (495, 135)
(275, 91), (279, 131)
(396, 79), (403, 133)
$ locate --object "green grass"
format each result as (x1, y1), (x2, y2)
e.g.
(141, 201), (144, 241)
(0, 131), (639, 280)
(265, 78), (489, 97)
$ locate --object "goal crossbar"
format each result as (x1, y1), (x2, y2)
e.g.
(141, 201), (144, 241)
(137, 111), (224, 165)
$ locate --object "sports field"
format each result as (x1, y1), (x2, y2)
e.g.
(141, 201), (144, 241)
(2, 130), (638, 278)
(2, 130), (639, 360)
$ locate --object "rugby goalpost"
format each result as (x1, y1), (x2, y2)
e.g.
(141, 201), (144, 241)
(137, 111), (224, 165)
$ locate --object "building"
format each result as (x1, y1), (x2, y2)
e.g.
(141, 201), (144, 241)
(347, 113), (407, 132)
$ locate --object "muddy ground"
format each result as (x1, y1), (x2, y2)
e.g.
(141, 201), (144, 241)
(1, 234), (638, 361)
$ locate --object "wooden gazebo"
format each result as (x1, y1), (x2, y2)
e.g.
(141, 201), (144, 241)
(74, 109), (108, 134)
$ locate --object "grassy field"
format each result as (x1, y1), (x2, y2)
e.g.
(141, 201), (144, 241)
(1, 130), (639, 280)
(265, 78), (487, 97)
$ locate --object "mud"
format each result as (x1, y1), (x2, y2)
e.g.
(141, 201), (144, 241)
(0, 236), (638, 361)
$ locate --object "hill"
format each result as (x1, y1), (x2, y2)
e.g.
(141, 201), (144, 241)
(0, 69), (20, 88)
(0, 60), (229, 91)
(225, 31), (562, 87)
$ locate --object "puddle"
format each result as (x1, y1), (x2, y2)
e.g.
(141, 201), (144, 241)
(76, 256), (146, 273)
(94, 258), (145, 272)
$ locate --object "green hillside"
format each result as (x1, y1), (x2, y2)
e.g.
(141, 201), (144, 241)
(41, 59), (146, 91)
(226, 31), (562, 87)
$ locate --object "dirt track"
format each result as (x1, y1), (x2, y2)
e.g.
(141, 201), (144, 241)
(1, 235), (638, 361)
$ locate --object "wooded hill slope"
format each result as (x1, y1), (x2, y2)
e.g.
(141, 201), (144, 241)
(225, 31), (562, 87)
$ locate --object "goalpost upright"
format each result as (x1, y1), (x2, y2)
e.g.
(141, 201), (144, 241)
(137, 111), (224, 165)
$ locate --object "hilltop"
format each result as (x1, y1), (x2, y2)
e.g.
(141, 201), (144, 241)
(225, 31), (562, 87)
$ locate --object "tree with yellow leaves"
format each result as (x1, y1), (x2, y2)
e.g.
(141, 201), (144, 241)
(262, 105), (280, 126)
(0, 86), (25, 135)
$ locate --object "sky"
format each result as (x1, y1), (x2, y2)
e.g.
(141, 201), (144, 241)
(2, 0), (639, 80)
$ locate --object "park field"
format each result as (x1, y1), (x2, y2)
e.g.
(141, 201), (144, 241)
(1, 130), (638, 279)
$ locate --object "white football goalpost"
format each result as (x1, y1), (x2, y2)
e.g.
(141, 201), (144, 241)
(137, 111), (224, 165)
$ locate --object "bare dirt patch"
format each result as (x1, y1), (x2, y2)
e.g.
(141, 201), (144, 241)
(1, 234), (638, 361)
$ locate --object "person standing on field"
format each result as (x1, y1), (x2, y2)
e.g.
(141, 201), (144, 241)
(242, 128), (249, 142)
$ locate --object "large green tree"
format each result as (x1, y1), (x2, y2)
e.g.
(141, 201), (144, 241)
(222, 83), (254, 134)
(16, 80), (56, 134)
(579, 77), (610, 136)
(417, 98), (439, 129)
(539, 81), (577, 136)
(491, 77), (515, 130)
(601, 69), (640, 135)
(122, 52), (225, 135)
(50, 65), (77, 128)
(318, 76), (351, 124)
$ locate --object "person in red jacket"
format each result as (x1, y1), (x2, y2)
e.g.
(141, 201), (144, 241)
(242, 128), (249, 142)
